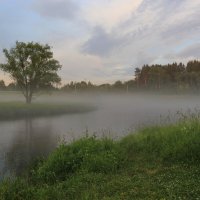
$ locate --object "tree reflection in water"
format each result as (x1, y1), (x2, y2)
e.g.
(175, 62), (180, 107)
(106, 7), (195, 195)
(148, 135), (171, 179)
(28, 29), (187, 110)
(2, 118), (58, 177)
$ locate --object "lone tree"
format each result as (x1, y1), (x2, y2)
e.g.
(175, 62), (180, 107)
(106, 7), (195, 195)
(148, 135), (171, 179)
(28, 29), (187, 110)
(0, 41), (61, 103)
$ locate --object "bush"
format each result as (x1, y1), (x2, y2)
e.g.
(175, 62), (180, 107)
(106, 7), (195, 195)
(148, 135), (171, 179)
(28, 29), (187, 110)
(33, 137), (122, 183)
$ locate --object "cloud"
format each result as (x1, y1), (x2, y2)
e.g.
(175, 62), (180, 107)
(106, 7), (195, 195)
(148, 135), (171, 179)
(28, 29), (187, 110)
(82, 0), (143, 30)
(161, 2), (200, 43)
(1, 0), (200, 83)
(81, 0), (200, 65)
(33, 0), (79, 20)
(178, 43), (200, 58)
(81, 26), (126, 57)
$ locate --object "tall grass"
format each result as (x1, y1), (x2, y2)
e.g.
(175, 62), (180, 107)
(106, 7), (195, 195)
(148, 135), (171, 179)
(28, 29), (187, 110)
(0, 119), (200, 199)
(121, 119), (200, 163)
(32, 137), (122, 184)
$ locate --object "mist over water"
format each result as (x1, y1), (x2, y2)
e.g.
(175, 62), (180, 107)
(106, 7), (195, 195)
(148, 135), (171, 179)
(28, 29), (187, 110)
(0, 92), (200, 177)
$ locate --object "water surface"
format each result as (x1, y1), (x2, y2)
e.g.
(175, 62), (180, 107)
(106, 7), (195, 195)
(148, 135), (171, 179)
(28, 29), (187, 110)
(0, 93), (200, 177)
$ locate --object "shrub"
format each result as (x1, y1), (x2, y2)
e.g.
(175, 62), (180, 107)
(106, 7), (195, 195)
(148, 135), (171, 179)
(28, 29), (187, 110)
(33, 137), (122, 183)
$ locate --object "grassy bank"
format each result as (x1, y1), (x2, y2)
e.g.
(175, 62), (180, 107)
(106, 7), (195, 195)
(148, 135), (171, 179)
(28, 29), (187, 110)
(0, 120), (200, 199)
(0, 102), (96, 120)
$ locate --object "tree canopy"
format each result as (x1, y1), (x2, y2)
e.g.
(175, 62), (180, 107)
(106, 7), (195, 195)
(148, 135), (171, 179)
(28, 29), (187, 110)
(0, 41), (61, 103)
(134, 60), (200, 91)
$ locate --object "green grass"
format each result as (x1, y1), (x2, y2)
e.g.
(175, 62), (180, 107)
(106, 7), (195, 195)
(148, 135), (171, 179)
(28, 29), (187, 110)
(0, 119), (200, 199)
(0, 102), (96, 120)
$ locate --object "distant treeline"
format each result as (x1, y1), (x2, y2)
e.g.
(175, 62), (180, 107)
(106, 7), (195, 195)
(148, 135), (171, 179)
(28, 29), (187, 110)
(61, 80), (134, 93)
(0, 81), (18, 91)
(1, 60), (200, 93)
(0, 81), (56, 91)
(61, 60), (200, 93)
(135, 60), (200, 91)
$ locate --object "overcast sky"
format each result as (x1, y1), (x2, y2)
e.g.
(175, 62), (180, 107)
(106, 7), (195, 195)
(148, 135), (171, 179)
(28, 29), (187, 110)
(0, 0), (200, 84)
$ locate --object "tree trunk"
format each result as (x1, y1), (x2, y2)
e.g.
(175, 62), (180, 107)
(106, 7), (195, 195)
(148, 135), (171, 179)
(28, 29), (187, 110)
(25, 92), (32, 104)
(26, 96), (31, 104)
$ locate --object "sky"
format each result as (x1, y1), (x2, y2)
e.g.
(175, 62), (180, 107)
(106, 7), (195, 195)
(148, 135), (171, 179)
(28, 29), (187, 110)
(0, 0), (200, 84)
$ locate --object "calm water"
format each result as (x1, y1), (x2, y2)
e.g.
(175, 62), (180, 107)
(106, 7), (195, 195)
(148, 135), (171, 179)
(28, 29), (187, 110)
(0, 93), (200, 178)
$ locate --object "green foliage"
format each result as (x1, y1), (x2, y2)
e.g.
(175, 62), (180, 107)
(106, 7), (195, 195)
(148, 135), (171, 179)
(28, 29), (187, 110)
(0, 179), (34, 200)
(135, 60), (200, 92)
(33, 137), (121, 183)
(60, 59), (200, 94)
(120, 119), (200, 163)
(0, 41), (61, 103)
(1, 120), (200, 199)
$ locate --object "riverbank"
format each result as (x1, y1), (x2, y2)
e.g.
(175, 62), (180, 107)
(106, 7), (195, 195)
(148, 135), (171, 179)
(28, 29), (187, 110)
(0, 102), (96, 120)
(0, 119), (200, 199)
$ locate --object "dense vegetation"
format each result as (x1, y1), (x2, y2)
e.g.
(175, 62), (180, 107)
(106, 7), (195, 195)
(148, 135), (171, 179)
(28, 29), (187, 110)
(1, 60), (200, 94)
(0, 102), (95, 120)
(135, 60), (200, 91)
(62, 60), (200, 93)
(0, 119), (200, 199)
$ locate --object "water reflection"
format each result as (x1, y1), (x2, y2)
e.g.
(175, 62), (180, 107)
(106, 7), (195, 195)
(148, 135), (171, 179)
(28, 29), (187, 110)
(1, 119), (58, 177)
(0, 94), (200, 178)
